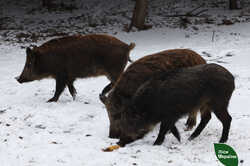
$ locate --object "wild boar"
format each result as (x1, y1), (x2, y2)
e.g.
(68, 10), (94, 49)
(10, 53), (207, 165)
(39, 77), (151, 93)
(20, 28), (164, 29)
(16, 34), (135, 102)
(100, 49), (206, 138)
(116, 63), (235, 146)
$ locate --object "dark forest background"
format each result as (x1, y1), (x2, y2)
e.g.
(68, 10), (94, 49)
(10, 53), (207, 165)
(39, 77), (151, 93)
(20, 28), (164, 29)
(1, 0), (250, 44)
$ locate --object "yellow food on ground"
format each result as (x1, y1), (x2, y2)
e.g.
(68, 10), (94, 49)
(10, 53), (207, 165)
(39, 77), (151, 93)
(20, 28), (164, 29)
(102, 145), (120, 152)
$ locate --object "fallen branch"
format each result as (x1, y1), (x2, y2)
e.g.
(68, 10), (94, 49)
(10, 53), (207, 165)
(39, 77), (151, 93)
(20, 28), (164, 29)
(186, 4), (204, 15)
(165, 9), (208, 17)
(193, 9), (208, 16)
(165, 4), (208, 17)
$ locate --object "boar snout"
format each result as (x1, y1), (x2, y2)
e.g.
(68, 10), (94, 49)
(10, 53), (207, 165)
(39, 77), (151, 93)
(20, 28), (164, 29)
(15, 76), (23, 83)
(15, 76), (20, 81)
(15, 76), (31, 83)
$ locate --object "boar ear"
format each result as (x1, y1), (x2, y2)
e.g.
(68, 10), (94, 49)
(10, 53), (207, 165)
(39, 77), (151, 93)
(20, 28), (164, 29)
(99, 94), (108, 105)
(26, 47), (32, 55)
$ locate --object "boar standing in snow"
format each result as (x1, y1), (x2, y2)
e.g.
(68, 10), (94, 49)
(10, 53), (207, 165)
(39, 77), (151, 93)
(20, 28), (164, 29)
(16, 34), (135, 102)
(100, 49), (206, 138)
(116, 63), (235, 146)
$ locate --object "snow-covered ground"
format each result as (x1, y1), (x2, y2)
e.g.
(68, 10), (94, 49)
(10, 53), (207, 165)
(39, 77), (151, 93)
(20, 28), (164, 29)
(1, 0), (250, 165)
(0, 23), (250, 166)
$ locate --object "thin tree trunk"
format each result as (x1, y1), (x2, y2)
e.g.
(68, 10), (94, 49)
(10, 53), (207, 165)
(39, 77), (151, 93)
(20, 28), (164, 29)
(127, 0), (152, 32)
(42, 0), (53, 10)
(229, 0), (238, 9)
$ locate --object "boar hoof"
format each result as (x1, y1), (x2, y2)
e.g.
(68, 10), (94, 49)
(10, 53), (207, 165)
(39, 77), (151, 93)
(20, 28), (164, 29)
(188, 136), (194, 141)
(153, 138), (165, 145)
(153, 141), (163, 146)
(72, 95), (76, 101)
(47, 97), (58, 102)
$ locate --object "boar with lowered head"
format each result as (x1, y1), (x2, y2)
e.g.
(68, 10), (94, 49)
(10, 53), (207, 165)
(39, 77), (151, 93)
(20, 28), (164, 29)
(100, 49), (206, 138)
(115, 63), (235, 147)
(16, 34), (135, 102)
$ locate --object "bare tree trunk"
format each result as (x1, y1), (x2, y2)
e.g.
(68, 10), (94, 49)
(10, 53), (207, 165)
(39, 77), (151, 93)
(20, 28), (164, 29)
(229, 0), (239, 9)
(132, 0), (147, 29)
(127, 0), (152, 32)
(42, 0), (53, 10)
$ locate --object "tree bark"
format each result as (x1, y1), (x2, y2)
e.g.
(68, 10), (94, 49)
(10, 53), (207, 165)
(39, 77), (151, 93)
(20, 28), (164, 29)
(42, 0), (53, 10)
(127, 0), (152, 32)
(229, 0), (239, 10)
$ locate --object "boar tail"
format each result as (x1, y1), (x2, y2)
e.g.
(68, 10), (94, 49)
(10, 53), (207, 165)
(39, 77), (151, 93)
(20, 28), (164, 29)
(128, 42), (136, 50)
(128, 43), (135, 62)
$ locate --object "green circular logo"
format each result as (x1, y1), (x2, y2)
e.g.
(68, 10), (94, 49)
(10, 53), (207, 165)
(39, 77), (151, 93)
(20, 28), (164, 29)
(214, 143), (238, 166)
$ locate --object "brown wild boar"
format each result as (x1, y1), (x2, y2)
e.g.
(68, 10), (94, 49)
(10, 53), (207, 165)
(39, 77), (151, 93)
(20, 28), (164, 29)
(116, 63), (235, 146)
(100, 49), (206, 138)
(16, 34), (135, 102)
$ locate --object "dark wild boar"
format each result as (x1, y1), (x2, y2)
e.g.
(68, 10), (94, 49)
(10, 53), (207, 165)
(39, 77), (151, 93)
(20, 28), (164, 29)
(115, 63), (235, 147)
(16, 34), (135, 102)
(100, 49), (206, 138)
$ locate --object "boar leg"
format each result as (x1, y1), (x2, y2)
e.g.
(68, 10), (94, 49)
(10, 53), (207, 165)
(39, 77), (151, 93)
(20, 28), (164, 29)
(213, 107), (232, 143)
(188, 109), (211, 141)
(154, 120), (177, 145)
(185, 111), (198, 131)
(170, 125), (181, 142)
(101, 83), (113, 96)
(67, 80), (77, 100)
(47, 76), (66, 102)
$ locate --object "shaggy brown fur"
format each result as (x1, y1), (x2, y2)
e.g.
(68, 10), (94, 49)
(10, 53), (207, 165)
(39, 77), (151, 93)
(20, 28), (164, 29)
(16, 34), (135, 102)
(117, 63), (235, 146)
(100, 49), (206, 138)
